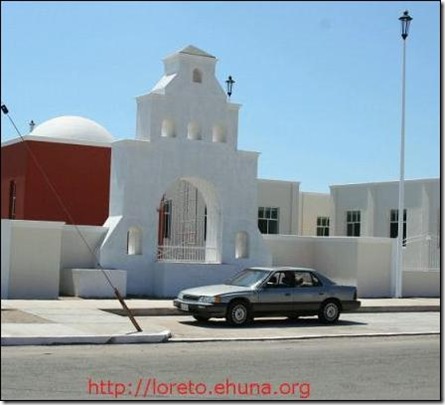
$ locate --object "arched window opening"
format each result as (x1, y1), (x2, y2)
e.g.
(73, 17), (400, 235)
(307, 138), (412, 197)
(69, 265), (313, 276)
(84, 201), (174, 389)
(187, 122), (201, 140)
(161, 119), (176, 138)
(127, 227), (142, 255)
(235, 231), (249, 259)
(193, 68), (202, 83)
(157, 180), (217, 263)
(212, 125), (226, 143)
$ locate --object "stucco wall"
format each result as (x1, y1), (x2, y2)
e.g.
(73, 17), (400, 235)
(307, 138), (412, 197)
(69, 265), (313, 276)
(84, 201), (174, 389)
(2, 220), (64, 299)
(60, 268), (126, 298)
(403, 271), (440, 297)
(355, 238), (393, 297)
(1, 220), (110, 299)
(60, 224), (108, 269)
(262, 235), (436, 298)
(1, 220), (12, 298)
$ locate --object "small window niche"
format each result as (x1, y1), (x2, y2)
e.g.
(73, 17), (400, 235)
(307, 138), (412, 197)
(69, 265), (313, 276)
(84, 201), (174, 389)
(127, 227), (142, 255)
(235, 231), (249, 259)
(187, 122), (202, 140)
(212, 125), (226, 143)
(193, 68), (202, 83)
(161, 119), (176, 138)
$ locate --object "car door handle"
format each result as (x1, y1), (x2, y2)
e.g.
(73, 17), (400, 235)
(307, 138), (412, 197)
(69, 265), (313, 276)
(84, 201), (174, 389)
(285, 293), (291, 296)
(319, 292), (325, 295)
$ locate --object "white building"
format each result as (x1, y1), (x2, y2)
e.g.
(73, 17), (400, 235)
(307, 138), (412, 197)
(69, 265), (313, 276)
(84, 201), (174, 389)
(257, 179), (300, 235)
(330, 178), (440, 272)
(330, 179), (439, 239)
(257, 180), (332, 237)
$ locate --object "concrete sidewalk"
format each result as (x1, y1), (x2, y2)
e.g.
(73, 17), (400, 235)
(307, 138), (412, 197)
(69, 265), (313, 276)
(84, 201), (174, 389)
(1, 297), (440, 346)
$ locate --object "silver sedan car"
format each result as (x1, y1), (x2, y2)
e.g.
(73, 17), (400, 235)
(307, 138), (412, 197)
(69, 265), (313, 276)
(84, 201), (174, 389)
(173, 267), (361, 326)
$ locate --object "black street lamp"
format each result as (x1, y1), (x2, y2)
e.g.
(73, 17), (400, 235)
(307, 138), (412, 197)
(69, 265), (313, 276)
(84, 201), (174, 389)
(399, 10), (413, 40)
(225, 75), (235, 98)
(395, 10), (413, 298)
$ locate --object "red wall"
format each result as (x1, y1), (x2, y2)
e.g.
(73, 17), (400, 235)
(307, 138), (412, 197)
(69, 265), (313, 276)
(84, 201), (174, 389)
(1, 142), (28, 220)
(1, 140), (111, 226)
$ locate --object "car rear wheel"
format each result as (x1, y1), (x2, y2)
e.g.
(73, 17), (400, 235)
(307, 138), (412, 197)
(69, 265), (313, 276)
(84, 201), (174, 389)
(226, 301), (251, 326)
(193, 315), (210, 322)
(319, 300), (340, 324)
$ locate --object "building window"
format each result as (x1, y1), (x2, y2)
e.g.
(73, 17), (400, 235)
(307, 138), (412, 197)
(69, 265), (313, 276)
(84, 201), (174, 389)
(316, 216), (330, 236)
(390, 209), (407, 245)
(8, 180), (17, 219)
(193, 68), (202, 83)
(235, 231), (249, 259)
(258, 207), (279, 234)
(346, 210), (361, 237)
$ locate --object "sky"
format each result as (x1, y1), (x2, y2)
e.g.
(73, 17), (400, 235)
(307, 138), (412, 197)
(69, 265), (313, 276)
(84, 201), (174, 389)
(1, 1), (440, 192)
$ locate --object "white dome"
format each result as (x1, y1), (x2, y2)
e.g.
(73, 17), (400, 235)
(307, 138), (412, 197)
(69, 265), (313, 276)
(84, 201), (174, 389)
(32, 116), (114, 144)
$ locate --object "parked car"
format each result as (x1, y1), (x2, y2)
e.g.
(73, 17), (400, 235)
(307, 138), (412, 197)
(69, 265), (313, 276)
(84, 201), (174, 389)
(173, 267), (360, 326)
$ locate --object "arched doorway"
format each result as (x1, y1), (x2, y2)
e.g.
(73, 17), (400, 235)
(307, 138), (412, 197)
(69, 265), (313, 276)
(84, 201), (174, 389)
(157, 178), (220, 263)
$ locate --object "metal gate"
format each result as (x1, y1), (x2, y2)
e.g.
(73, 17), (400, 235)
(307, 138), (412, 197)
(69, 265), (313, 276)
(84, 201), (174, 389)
(403, 234), (440, 272)
(157, 180), (213, 262)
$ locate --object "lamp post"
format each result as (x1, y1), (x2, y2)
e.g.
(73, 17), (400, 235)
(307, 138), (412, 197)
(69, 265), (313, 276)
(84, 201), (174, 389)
(395, 10), (413, 298)
(226, 75), (235, 98)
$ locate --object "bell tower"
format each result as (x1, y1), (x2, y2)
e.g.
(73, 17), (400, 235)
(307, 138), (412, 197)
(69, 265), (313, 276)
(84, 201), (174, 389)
(135, 45), (240, 149)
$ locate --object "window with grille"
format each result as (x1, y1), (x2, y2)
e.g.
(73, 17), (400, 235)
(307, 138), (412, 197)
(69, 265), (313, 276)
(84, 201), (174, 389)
(316, 216), (330, 236)
(390, 209), (407, 246)
(258, 207), (279, 234)
(346, 210), (361, 237)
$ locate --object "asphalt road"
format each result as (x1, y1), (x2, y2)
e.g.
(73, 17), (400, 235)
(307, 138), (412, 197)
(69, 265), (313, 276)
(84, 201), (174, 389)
(1, 335), (440, 400)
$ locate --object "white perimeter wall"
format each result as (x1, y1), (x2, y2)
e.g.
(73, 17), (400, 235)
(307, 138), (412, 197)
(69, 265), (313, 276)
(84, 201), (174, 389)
(263, 235), (438, 298)
(1, 220), (64, 299)
(1, 220), (109, 299)
(60, 225), (109, 269)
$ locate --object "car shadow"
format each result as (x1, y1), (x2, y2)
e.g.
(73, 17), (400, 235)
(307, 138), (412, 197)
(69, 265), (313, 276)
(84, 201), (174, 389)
(179, 317), (367, 329)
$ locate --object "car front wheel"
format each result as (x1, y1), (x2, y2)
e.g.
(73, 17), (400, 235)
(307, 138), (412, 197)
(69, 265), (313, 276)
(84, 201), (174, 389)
(226, 301), (251, 326)
(319, 300), (340, 324)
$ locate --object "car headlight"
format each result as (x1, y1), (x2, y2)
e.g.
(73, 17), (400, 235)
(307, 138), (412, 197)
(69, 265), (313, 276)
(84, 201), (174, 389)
(198, 295), (221, 304)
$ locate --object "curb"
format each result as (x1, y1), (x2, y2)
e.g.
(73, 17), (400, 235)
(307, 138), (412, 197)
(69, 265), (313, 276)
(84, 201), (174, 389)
(1, 330), (172, 346)
(103, 306), (440, 317)
(168, 331), (440, 343)
(356, 306), (440, 313)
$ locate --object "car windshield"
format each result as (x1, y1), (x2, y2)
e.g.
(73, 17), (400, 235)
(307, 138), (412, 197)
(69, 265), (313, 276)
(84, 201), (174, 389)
(225, 269), (269, 287)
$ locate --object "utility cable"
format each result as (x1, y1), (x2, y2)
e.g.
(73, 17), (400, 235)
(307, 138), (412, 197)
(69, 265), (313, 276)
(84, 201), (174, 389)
(1, 103), (142, 332)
